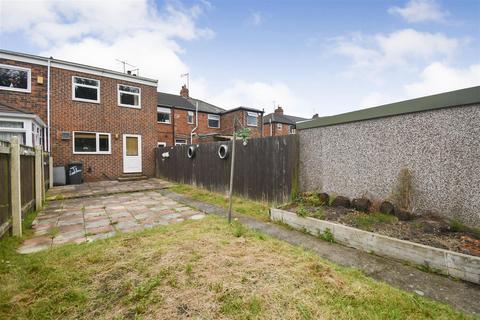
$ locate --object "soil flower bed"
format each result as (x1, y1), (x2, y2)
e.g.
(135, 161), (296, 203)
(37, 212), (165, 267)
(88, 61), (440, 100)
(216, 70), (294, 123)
(282, 193), (480, 257)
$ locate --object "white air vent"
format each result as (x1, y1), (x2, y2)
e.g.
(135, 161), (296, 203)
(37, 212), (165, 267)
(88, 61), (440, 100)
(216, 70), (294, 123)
(61, 132), (71, 140)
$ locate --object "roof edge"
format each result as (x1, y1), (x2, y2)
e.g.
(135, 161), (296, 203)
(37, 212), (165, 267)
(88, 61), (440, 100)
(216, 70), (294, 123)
(297, 86), (480, 130)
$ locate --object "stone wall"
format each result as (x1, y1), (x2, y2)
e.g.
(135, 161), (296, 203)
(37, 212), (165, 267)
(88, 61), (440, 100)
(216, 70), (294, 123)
(299, 104), (480, 226)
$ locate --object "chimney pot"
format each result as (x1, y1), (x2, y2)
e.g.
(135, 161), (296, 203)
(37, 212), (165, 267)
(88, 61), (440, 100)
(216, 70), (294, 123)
(180, 85), (189, 98)
(274, 106), (284, 115)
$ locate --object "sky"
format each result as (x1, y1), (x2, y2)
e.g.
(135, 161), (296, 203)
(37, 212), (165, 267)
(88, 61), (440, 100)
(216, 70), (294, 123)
(0, 0), (479, 117)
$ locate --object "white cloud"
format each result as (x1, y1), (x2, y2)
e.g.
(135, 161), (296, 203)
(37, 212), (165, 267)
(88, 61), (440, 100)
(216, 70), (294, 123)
(404, 62), (480, 97)
(334, 29), (461, 79)
(388, 0), (448, 23)
(246, 11), (264, 27)
(208, 80), (298, 111)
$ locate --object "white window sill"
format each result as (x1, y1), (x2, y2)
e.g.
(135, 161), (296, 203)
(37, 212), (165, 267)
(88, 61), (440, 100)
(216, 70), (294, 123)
(157, 121), (171, 124)
(0, 87), (31, 93)
(119, 104), (141, 109)
(73, 151), (111, 155)
(73, 97), (100, 104)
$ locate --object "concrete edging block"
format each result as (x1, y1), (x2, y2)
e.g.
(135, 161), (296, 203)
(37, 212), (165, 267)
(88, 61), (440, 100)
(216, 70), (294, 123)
(270, 208), (480, 284)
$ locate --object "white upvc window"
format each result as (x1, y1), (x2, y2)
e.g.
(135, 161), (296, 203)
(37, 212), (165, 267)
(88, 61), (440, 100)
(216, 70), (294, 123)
(0, 119), (27, 145)
(73, 131), (111, 154)
(289, 125), (296, 134)
(187, 111), (194, 124)
(72, 76), (100, 103)
(118, 84), (141, 108)
(157, 107), (171, 124)
(208, 114), (220, 128)
(277, 123), (283, 129)
(175, 139), (187, 145)
(246, 111), (258, 126)
(157, 142), (167, 147)
(0, 64), (31, 93)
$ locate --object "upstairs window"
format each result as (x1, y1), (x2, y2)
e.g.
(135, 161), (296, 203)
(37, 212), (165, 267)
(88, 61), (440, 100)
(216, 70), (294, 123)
(118, 84), (141, 108)
(289, 125), (296, 134)
(157, 107), (171, 123)
(277, 123), (282, 129)
(187, 111), (194, 124)
(0, 64), (31, 93)
(208, 114), (220, 128)
(72, 76), (100, 103)
(246, 112), (258, 126)
(73, 131), (110, 154)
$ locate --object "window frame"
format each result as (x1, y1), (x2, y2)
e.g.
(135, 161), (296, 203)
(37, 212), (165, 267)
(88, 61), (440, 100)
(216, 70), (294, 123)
(72, 76), (101, 103)
(157, 106), (172, 124)
(277, 123), (283, 129)
(187, 111), (194, 124)
(157, 142), (167, 147)
(246, 111), (258, 127)
(72, 131), (111, 155)
(175, 139), (187, 146)
(0, 63), (31, 93)
(117, 84), (141, 109)
(207, 114), (220, 128)
(289, 125), (296, 134)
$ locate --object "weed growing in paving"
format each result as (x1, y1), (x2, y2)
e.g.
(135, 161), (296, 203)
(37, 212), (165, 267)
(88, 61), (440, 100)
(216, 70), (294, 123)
(318, 228), (335, 243)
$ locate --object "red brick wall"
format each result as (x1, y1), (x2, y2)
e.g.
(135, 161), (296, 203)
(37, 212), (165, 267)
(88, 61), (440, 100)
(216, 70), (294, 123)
(50, 67), (158, 180)
(262, 122), (293, 136)
(0, 59), (48, 123)
(220, 110), (262, 138)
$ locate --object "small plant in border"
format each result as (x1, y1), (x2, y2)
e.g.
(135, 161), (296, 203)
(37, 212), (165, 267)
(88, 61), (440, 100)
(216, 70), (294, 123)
(297, 205), (308, 217)
(318, 228), (335, 243)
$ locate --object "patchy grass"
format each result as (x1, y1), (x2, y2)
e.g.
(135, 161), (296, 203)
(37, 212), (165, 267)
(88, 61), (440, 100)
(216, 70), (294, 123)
(169, 183), (270, 220)
(0, 215), (472, 319)
(450, 219), (480, 239)
(348, 212), (398, 232)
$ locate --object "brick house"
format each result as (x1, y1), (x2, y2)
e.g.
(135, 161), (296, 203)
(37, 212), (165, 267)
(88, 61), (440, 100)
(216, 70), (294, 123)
(262, 106), (307, 136)
(0, 49), (264, 181)
(0, 49), (158, 181)
(156, 86), (264, 145)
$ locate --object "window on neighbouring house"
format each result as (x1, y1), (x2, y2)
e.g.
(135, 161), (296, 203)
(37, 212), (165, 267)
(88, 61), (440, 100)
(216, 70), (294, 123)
(73, 131), (111, 154)
(0, 64), (31, 92)
(157, 107), (171, 123)
(0, 119), (26, 144)
(157, 142), (167, 147)
(289, 125), (296, 134)
(72, 76), (100, 102)
(246, 112), (258, 126)
(208, 114), (220, 128)
(175, 139), (187, 145)
(118, 84), (141, 108)
(187, 111), (194, 124)
(277, 123), (282, 129)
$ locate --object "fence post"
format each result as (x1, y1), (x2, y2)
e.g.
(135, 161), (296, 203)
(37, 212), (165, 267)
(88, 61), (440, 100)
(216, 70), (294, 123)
(49, 156), (53, 188)
(35, 146), (43, 211)
(10, 137), (22, 237)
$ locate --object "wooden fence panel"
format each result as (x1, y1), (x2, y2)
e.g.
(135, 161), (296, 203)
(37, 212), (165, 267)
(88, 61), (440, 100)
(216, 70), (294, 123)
(0, 153), (10, 228)
(20, 154), (35, 212)
(156, 135), (299, 203)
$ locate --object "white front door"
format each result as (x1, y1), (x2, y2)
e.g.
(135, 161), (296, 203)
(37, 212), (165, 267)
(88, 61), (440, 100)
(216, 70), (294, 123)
(123, 134), (142, 173)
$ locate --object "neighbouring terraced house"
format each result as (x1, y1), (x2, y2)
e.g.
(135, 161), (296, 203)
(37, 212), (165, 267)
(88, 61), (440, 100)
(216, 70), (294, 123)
(0, 49), (264, 181)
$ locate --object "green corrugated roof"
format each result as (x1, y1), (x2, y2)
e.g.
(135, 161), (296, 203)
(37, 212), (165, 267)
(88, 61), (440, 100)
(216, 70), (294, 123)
(297, 86), (480, 130)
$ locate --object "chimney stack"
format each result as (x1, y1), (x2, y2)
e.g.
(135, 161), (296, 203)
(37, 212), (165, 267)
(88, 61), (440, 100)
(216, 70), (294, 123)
(180, 85), (189, 98)
(274, 105), (284, 115)
(312, 113), (319, 119)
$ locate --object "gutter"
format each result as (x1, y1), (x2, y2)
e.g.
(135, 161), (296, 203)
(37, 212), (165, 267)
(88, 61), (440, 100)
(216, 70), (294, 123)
(190, 101), (199, 144)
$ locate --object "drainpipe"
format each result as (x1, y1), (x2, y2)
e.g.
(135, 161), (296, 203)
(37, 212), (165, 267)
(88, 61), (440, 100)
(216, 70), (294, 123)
(47, 57), (51, 152)
(269, 118), (272, 136)
(190, 101), (198, 144)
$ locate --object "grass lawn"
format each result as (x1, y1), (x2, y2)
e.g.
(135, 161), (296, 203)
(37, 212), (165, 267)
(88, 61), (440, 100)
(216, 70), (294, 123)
(169, 183), (270, 220)
(0, 213), (472, 319)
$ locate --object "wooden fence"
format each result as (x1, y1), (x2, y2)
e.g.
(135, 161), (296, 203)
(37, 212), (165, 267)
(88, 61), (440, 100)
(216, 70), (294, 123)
(156, 135), (299, 203)
(0, 139), (49, 238)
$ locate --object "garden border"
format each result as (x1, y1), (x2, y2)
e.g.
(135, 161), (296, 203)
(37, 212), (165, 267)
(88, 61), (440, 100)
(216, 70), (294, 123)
(270, 208), (480, 284)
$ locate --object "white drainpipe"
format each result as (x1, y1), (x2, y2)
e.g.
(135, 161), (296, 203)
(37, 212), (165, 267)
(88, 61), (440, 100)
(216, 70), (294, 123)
(269, 118), (273, 136)
(190, 101), (199, 144)
(47, 58), (51, 152)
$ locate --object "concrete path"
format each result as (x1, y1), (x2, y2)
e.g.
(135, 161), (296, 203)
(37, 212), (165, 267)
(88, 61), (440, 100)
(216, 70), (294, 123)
(18, 190), (205, 254)
(46, 178), (171, 200)
(162, 190), (480, 316)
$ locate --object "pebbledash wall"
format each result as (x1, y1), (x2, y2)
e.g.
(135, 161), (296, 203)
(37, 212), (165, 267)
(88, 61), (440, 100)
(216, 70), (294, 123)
(298, 86), (480, 227)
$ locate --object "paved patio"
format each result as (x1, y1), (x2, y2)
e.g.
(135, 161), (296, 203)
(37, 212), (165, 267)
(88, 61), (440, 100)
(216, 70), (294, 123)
(46, 178), (171, 200)
(19, 181), (205, 254)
